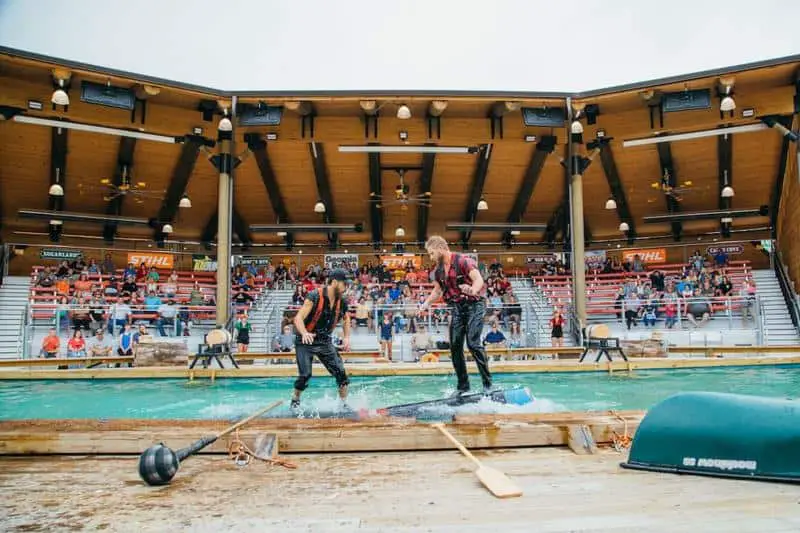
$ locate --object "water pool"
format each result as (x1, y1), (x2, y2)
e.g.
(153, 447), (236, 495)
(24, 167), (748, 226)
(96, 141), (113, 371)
(1, 365), (798, 420)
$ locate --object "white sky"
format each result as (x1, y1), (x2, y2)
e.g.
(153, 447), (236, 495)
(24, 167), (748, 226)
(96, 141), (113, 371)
(1, 0), (799, 93)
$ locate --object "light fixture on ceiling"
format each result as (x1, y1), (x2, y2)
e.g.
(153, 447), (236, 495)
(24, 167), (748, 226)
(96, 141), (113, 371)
(338, 145), (478, 154)
(477, 197), (488, 211)
(51, 79), (69, 107)
(162, 223), (174, 234)
(276, 231), (288, 237)
(344, 249), (349, 253)
(12, 115), (180, 143)
(623, 123), (768, 147)
(395, 226), (405, 237)
(396, 104), (411, 119)
(619, 222), (630, 232)
(49, 168), (65, 196)
(314, 200), (326, 213)
(720, 170), (734, 198)
(382, 248), (387, 253)
(178, 194), (192, 208)
(570, 120), (584, 134)
(719, 78), (736, 112)
(605, 198), (617, 210)
(49, 219), (63, 226)
(721, 217), (734, 224)
(472, 249), (477, 253)
(218, 108), (233, 132)
(510, 230), (521, 236)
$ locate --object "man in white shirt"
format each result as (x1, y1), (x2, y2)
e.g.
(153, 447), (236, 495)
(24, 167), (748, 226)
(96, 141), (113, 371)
(108, 298), (132, 335)
(156, 299), (180, 336)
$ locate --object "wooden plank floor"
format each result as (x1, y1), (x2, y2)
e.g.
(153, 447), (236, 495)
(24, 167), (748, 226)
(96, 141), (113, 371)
(1, 448), (798, 532)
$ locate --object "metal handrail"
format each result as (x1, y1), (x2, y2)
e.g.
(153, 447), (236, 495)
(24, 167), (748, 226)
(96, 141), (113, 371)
(774, 250), (800, 334)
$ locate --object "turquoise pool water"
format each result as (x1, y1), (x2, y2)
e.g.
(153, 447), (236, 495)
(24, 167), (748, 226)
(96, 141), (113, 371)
(1, 366), (798, 420)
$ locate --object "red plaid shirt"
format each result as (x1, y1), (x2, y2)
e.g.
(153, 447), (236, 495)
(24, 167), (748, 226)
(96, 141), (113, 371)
(433, 253), (484, 304)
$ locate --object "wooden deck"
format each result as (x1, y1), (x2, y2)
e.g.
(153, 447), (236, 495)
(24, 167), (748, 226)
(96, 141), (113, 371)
(0, 412), (643, 455)
(1, 447), (798, 532)
(0, 354), (799, 380)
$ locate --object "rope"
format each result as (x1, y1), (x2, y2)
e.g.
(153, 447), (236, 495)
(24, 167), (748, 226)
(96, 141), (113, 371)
(227, 429), (298, 469)
(610, 410), (632, 452)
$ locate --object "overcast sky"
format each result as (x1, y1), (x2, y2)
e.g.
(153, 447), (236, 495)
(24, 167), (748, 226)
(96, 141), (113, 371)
(1, 0), (799, 92)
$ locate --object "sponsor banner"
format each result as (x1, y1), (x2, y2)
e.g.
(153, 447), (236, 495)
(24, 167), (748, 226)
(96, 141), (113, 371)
(622, 248), (667, 264)
(127, 252), (174, 269)
(40, 248), (83, 261)
(192, 255), (218, 272)
(381, 254), (423, 270)
(236, 255), (273, 267)
(584, 250), (607, 267)
(324, 254), (359, 270)
(526, 253), (559, 264)
(706, 244), (744, 256)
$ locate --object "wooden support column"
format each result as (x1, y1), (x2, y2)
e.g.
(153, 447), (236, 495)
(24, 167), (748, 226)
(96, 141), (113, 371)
(214, 98), (236, 327)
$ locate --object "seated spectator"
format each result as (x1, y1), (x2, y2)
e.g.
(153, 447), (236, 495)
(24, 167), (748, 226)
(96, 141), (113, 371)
(189, 283), (204, 306)
(120, 275), (138, 297)
(410, 324), (433, 361)
(717, 275), (733, 296)
(87, 329), (113, 359)
(274, 325), (295, 352)
(73, 272), (93, 298)
(483, 322), (507, 348)
(624, 294), (642, 330)
(157, 299), (180, 337)
(71, 297), (92, 331)
(685, 288), (712, 327)
(40, 328), (60, 359)
(100, 254), (115, 275)
(642, 300), (658, 327)
(144, 291), (162, 314)
(663, 301), (678, 329)
(232, 288), (254, 307)
(145, 267), (160, 293)
(103, 275), (119, 298)
(36, 267), (55, 288)
(135, 262), (148, 282)
(163, 270), (179, 298)
(55, 295), (71, 332)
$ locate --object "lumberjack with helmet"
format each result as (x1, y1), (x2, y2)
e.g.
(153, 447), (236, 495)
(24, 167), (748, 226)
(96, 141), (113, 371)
(291, 268), (351, 408)
(418, 235), (493, 395)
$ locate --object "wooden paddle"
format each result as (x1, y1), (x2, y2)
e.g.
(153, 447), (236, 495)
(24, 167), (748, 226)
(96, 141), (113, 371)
(432, 423), (522, 498)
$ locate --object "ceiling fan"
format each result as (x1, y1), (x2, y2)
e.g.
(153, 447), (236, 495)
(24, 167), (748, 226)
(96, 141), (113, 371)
(368, 168), (431, 211)
(648, 169), (694, 203)
(78, 165), (165, 204)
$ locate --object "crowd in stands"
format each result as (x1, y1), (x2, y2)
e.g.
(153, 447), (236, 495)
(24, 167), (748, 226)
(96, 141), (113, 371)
(600, 249), (757, 330)
(32, 254), (262, 361)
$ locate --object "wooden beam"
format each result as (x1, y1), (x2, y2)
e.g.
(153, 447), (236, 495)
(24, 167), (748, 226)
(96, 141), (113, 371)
(416, 149), (436, 245)
(47, 126), (68, 240)
(200, 207), (252, 246)
(102, 137), (137, 243)
(248, 137), (290, 226)
(154, 136), (203, 242)
(308, 141), (337, 248)
(460, 144), (493, 245)
(656, 142), (682, 241)
(231, 207), (253, 247)
(504, 136), (555, 245)
(596, 138), (636, 244)
(770, 116), (793, 237)
(368, 146), (383, 247)
(717, 127), (734, 237)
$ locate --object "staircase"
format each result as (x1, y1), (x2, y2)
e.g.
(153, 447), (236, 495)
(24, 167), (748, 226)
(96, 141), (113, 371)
(247, 288), (294, 352)
(752, 269), (800, 346)
(0, 276), (30, 359)
(511, 279), (575, 347)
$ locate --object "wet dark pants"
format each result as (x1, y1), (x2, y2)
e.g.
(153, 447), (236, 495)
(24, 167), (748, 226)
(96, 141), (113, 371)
(293, 338), (350, 391)
(449, 300), (492, 392)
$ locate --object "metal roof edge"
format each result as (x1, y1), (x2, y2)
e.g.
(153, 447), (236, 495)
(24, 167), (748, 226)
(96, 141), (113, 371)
(2, 45), (798, 101)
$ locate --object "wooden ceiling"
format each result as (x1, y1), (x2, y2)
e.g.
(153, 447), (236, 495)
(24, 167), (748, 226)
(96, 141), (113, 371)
(0, 50), (797, 251)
